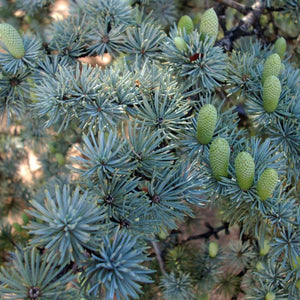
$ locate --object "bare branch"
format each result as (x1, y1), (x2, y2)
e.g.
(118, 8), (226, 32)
(151, 241), (167, 276)
(216, 0), (251, 14)
(242, 0), (264, 30)
(180, 222), (230, 244)
(216, 0), (265, 51)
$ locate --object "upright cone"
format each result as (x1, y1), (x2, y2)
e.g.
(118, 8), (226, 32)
(0, 23), (25, 58)
(209, 137), (230, 180)
(199, 8), (219, 43)
(257, 168), (278, 201)
(196, 104), (217, 144)
(261, 53), (281, 84)
(235, 152), (255, 191)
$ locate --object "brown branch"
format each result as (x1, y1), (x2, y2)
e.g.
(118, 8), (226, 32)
(216, 0), (251, 14)
(242, 0), (264, 31)
(151, 241), (167, 276)
(293, 34), (300, 57)
(180, 222), (230, 244)
(216, 0), (265, 51)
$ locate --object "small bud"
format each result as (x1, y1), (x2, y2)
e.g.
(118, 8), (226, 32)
(196, 104), (218, 144)
(256, 261), (265, 271)
(48, 143), (56, 154)
(262, 75), (281, 113)
(208, 241), (218, 258)
(178, 15), (194, 35)
(235, 152), (255, 191)
(199, 8), (219, 43)
(274, 37), (286, 60)
(257, 168), (278, 201)
(22, 212), (30, 225)
(173, 36), (188, 52)
(296, 279), (300, 291)
(209, 137), (230, 180)
(13, 223), (23, 233)
(198, 293), (209, 300)
(259, 239), (271, 256)
(292, 256), (300, 269)
(265, 292), (276, 300)
(261, 53), (281, 84)
(158, 228), (168, 241)
(55, 153), (65, 166)
(0, 23), (25, 58)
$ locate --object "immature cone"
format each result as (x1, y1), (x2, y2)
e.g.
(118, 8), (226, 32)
(261, 53), (281, 84)
(12, 223), (22, 233)
(263, 75), (281, 113)
(256, 261), (265, 271)
(208, 241), (218, 258)
(259, 240), (270, 256)
(199, 8), (219, 43)
(198, 294), (209, 300)
(209, 137), (230, 180)
(55, 153), (65, 166)
(0, 23), (25, 58)
(196, 104), (217, 144)
(274, 37), (286, 60)
(177, 15), (194, 35)
(265, 292), (276, 300)
(22, 212), (29, 225)
(296, 279), (300, 291)
(257, 168), (278, 201)
(292, 255), (300, 269)
(235, 152), (255, 191)
(173, 36), (188, 52)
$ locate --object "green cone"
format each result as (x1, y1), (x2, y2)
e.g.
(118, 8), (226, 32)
(259, 239), (270, 256)
(235, 152), (255, 191)
(199, 8), (219, 43)
(296, 279), (300, 291)
(274, 37), (286, 60)
(0, 23), (25, 58)
(178, 15), (193, 35)
(55, 153), (65, 166)
(292, 255), (300, 269)
(265, 292), (276, 300)
(261, 53), (281, 84)
(196, 104), (217, 144)
(209, 137), (230, 180)
(174, 36), (188, 52)
(263, 75), (281, 113)
(257, 168), (278, 201)
(12, 223), (23, 233)
(208, 241), (218, 258)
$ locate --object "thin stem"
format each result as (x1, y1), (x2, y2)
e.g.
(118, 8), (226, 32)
(151, 240), (167, 276)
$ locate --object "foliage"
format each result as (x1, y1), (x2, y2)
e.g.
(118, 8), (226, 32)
(0, 0), (299, 299)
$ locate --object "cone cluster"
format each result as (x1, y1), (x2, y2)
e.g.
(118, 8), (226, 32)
(261, 52), (283, 113)
(174, 8), (219, 51)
